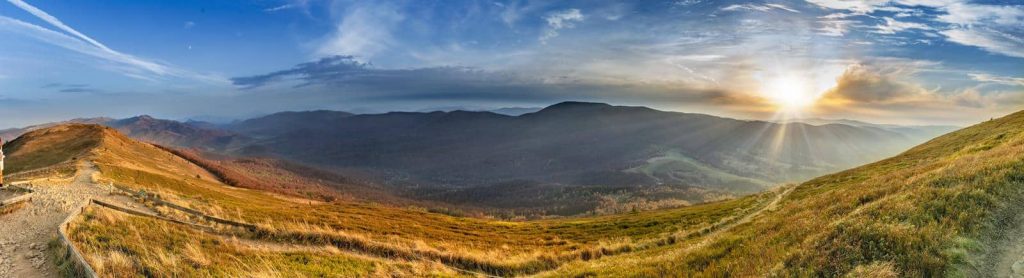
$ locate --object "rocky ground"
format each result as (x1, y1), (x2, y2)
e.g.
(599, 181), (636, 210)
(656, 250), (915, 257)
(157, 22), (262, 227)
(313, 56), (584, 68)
(0, 190), (17, 201)
(0, 162), (136, 278)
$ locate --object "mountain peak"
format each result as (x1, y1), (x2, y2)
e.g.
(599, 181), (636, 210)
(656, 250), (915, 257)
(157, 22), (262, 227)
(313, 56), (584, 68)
(119, 115), (159, 124)
(4, 123), (128, 173)
(547, 101), (612, 109)
(533, 101), (613, 114)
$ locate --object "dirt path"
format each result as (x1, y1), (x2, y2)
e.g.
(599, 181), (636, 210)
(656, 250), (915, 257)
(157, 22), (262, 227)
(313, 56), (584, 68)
(0, 161), (140, 278)
(676, 184), (795, 254)
(990, 208), (1024, 278)
(995, 241), (1024, 278)
(527, 185), (797, 278)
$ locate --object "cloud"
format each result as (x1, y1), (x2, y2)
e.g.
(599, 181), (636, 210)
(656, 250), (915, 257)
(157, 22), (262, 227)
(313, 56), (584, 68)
(873, 17), (932, 34)
(7, 0), (113, 52)
(937, 2), (1024, 57)
(721, 4), (800, 13)
(229, 55), (773, 114)
(936, 3), (1024, 58)
(766, 4), (801, 13)
(970, 73), (1024, 87)
(231, 55), (373, 88)
(950, 88), (987, 108)
(804, 0), (889, 14)
(231, 55), (529, 90)
(818, 19), (854, 36)
(804, 0), (1024, 58)
(817, 61), (1023, 119)
(39, 83), (100, 93)
(672, 55), (725, 62)
(937, 3), (1024, 26)
(316, 2), (405, 59)
(265, 4), (295, 12)
(58, 87), (99, 93)
(941, 28), (1024, 58)
(822, 64), (930, 103)
(1, 1), (225, 83)
(540, 9), (583, 43)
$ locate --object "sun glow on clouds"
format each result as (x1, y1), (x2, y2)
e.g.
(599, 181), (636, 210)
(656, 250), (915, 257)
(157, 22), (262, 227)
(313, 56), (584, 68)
(757, 69), (842, 114)
(762, 74), (820, 111)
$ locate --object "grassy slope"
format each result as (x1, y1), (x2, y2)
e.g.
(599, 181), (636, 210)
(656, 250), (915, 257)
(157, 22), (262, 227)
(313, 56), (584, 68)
(627, 149), (772, 194)
(59, 109), (1023, 277)
(3, 124), (103, 178)
(40, 124), (768, 276)
(543, 111), (1024, 276)
(69, 206), (419, 277)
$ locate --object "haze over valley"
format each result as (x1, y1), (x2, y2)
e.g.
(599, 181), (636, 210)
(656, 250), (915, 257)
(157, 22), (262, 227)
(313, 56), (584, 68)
(0, 0), (1022, 277)
(1, 102), (956, 217)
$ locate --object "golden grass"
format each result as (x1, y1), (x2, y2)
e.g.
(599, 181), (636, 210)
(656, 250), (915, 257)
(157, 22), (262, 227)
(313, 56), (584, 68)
(541, 111), (1024, 276)
(25, 124), (766, 276)
(4, 124), (102, 174)
(51, 110), (1024, 277)
(69, 206), (449, 277)
(93, 162), (768, 275)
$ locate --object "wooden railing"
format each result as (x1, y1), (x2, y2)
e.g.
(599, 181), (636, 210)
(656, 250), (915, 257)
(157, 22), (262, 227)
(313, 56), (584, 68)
(57, 201), (98, 278)
(0, 184), (33, 212)
(109, 183), (258, 231)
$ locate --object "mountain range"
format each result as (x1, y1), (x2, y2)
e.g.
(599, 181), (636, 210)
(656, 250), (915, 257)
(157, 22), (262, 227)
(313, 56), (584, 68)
(1, 104), (1019, 277)
(216, 102), (954, 192)
(0, 102), (958, 215)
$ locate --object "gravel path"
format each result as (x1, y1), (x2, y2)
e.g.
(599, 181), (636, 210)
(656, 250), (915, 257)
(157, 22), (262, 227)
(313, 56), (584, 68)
(0, 190), (18, 201)
(0, 161), (135, 278)
(991, 210), (1024, 278)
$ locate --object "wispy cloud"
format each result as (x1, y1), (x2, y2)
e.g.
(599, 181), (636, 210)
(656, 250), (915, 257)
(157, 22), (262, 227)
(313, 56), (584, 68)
(873, 17), (932, 34)
(265, 4), (295, 12)
(937, 3), (1024, 58)
(721, 4), (799, 13)
(818, 19), (854, 36)
(970, 73), (1024, 87)
(315, 2), (404, 60)
(2, 0), (225, 83)
(804, 0), (888, 14)
(229, 55), (770, 113)
(540, 9), (583, 43)
(941, 28), (1024, 58)
(804, 0), (1024, 58)
(7, 0), (112, 51)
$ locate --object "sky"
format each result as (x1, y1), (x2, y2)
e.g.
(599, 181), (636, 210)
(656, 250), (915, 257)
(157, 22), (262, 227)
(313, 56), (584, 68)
(0, 0), (1022, 128)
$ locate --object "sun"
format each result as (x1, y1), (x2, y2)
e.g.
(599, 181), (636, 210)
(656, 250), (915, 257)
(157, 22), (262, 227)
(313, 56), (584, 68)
(762, 74), (821, 111)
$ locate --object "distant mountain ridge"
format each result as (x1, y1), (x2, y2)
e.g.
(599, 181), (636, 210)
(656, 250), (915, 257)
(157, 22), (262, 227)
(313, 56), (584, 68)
(0, 117), (113, 141)
(105, 115), (250, 150)
(216, 102), (951, 196)
(0, 102), (957, 210)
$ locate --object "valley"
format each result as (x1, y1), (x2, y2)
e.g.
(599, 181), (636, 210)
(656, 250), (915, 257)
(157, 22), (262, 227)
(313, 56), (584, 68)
(0, 107), (1017, 276)
(2, 102), (958, 218)
(2, 0), (1020, 276)
(0, 124), (777, 276)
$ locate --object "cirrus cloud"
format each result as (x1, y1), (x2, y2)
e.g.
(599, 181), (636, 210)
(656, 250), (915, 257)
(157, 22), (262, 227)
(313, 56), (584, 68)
(540, 9), (583, 43)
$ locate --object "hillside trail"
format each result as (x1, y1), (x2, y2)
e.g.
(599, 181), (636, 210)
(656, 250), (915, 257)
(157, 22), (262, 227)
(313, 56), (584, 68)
(992, 208), (1024, 278)
(527, 184), (797, 278)
(676, 184), (795, 254)
(0, 161), (146, 278)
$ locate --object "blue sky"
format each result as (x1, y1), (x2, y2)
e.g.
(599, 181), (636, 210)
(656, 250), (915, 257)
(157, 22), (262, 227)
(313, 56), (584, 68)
(0, 0), (1021, 127)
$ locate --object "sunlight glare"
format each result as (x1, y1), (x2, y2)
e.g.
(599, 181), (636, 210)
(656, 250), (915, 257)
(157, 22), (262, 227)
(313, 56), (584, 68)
(762, 74), (820, 111)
